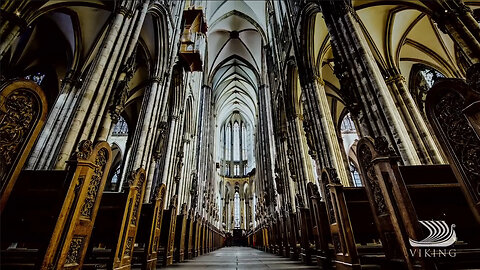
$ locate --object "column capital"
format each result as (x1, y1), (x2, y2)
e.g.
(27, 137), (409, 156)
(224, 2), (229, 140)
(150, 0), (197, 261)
(385, 73), (406, 84)
(314, 75), (325, 86)
(150, 76), (162, 83)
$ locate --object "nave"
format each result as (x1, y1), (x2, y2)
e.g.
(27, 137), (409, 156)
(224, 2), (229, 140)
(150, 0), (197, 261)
(162, 247), (317, 270)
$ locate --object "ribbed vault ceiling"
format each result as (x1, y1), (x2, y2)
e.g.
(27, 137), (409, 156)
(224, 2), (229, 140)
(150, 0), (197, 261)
(207, 0), (266, 134)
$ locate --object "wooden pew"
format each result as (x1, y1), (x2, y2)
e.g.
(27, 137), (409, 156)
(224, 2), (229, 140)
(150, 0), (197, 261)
(306, 182), (331, 268)
(129, 184), (166, 269)
(270, 211), (284, 256)
(157, 195), (177, 266)
(280, 212), (290, 257)
(298, 199), (314, 264)
(425, 72), (480, 223)
(319, 168), (359, 269)
(1, 79), (48, 212)
(193, 214), (201, 257)
(1, 140), (112, 269)
(308, 171), (394, 269)
(83, 167), (146, 270)
(185, 211), (195, 259)
(1, 170), (69, 269)
(174, 203), (188, 262)
(200, 218), (206, 254)
(399, 165), (480, 269)
(357, 136), (480, 270)
(356, 137), (423, 270)
(287, 210), (300, 260)
(343, 187), (386, 267)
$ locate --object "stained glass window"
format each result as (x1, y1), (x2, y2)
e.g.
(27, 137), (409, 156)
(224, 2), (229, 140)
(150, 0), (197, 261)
(112, 116), (129, 136)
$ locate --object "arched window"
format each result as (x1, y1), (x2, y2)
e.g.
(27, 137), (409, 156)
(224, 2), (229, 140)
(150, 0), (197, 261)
(340, 112), (358, 154)
(409, 64), (445, 115)
(233, 122), (240, 161)
(339, 112), (360, 185)
(349, 161), (362, 187)
(112, 116), (129, 136)
(111, 165), (122, 184)
(234, 192), (240, 228)
(242, 122), (247, 159)
(225, 123), (231, 159)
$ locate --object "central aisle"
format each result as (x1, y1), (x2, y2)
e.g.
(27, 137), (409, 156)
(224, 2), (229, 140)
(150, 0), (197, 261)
(165, 247), (318, 269)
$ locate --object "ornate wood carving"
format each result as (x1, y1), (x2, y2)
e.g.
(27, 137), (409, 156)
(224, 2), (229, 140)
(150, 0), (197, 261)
(426, 77), (480, 223)
(357, 138), (388, 216)
(357, 136), (427, 270)
(145, 184), (166, 269)
(0, 79), (47, 211)
(113, 167), (147, 269)
(42, 140), (112, 269)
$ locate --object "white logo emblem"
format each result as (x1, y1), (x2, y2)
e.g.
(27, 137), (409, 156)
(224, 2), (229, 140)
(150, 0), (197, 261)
(409, 220), (457, 248)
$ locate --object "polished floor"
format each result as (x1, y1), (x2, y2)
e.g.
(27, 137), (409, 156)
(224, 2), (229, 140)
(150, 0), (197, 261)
(165, 247), (317, 269)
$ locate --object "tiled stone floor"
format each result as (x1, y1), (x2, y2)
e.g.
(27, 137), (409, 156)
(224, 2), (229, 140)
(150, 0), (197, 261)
(164, 246), (318, 269)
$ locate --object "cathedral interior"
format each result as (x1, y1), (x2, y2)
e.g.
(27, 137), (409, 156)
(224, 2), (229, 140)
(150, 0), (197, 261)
(1, 0), (480, 269)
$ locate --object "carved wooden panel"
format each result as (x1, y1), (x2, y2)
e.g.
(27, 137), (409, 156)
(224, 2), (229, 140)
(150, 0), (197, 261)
(357, 137), (400, 261)
(113, 167), (147, 269)
(42, 140), (112, 269)
(0, 80), (47, 211)
(145, 184), (166, 269)
(356, 136), (428, 269)
(426, 78), (480, 223)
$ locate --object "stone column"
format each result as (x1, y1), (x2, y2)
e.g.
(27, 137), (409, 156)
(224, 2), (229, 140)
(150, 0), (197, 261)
(27, 1), (145, 170)
(283, 2), (350, 185)
(26, 70), (79, 169)
(156, 67), (187, 204)
(223, 126), (227, 175)
(230, 120), (234, 175)
(239, 121), (243, 174)
(385, 72), (445, 164)
(302, 78), (351, 185)
(195, 85), (212, 211)
(126, 76), (163, 190)
(318, 0), (421, 165)
(286, 115), (309, 202)
(257, 84), (276, 215)
(93, 0), (150, 141)
(420, 0), (480, 64)
(275, 131), (295, 210)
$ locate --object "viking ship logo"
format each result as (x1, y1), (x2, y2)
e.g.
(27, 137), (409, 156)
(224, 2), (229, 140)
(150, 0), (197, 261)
(409, 220), (457, 248)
